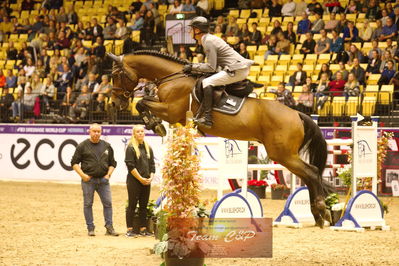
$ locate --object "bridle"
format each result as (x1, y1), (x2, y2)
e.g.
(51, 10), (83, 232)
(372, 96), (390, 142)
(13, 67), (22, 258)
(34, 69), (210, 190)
(111, 62), (189, 103)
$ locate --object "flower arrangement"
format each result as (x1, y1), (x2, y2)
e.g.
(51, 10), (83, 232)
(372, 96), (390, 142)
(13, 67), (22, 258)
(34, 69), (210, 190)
(270, 183), (288, 190)
(325, 193), (340, 210)
(337, 131), (393, 191)
(336, 165), (352, 187)
(248, 179), (268, 187)
(154, 123), (207, 260)
(377, 131), (394, 185)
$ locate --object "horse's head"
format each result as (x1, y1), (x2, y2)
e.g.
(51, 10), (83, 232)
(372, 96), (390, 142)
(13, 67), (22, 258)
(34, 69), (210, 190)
(107, 53), (138, 110)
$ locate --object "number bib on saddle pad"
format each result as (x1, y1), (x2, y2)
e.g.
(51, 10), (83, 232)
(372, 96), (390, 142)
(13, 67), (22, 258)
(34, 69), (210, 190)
(192, 77), (254, 115)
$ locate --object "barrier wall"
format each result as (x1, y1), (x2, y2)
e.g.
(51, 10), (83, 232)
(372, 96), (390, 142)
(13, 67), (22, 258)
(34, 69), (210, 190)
(0, 124), (222, 188)
(1, 124), (399, 193)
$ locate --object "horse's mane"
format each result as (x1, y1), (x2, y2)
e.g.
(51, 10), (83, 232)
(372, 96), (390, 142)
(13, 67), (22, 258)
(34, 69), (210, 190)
(130, 50), (190, 65)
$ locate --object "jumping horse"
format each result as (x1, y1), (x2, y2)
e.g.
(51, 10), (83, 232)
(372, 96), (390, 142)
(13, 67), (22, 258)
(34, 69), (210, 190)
(108, 50), (333, 228)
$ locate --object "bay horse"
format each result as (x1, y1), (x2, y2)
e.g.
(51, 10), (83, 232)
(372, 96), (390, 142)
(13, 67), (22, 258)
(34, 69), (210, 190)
(107, 50), (333, 228)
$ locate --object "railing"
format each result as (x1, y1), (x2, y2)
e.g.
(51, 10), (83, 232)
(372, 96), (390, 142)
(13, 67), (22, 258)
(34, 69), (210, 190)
(0, 91), (143, 124)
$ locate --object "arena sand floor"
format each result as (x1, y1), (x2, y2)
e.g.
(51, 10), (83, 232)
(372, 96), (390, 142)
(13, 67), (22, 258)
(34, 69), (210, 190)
(1, 181), (398, 266)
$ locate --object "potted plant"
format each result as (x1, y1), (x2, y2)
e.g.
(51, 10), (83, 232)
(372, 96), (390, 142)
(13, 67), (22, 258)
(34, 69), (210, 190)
(247, 179), (267, 199)
(270, 183), (288, 200)
(153, 123), (207, 266)
(325, 193), (344, 225)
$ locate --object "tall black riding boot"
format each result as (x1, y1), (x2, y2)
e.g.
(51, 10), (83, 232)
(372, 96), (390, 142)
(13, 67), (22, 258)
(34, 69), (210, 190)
(195, 85), (213, 129)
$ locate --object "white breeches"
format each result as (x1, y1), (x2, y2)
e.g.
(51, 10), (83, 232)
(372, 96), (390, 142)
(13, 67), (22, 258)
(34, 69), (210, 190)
(202, 68), (250, 87)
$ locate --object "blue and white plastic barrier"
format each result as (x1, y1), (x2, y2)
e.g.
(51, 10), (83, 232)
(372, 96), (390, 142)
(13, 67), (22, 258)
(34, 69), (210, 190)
(330, 190), (390, 232)
(273, 186), (314, 228)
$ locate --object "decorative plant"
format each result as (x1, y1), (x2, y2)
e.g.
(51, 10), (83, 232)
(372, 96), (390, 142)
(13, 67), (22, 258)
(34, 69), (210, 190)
(325, 193), (339, 209)
(195, 200), (211, 218)
(270, 183), (288, 190)
(147, 199), (157, 218)
(248, 154), (270, 179)
(248, 179), (268, 187)
(377, 131), (394, 185)
(379, 199), (389, 214)
(154, 123), (207, 259)
(337, 165), (352, 187)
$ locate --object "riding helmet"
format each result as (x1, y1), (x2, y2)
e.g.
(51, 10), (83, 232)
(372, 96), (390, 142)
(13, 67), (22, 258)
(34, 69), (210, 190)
(189, 16), (209, 33)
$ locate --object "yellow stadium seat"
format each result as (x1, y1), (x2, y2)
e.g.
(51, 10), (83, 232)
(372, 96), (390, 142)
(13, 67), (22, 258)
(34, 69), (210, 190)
(291, 54), (304, 64)
(365, 84), (379, 91)
(236, 18), (247, 26)
(229, 9), (239, 18)
(265, 54), (278, 66)
(252, 9), (263, 18)
(303, 64), (314, 76)
(332, 96), (346, 116)
(249, 65), (261, 76)
(318, 98), (331, 116)
(247, 75), (257, 82)
(114, 40), (124, 55)
(287, 64), (297, 75)
(318, 53), (331, 64)
(260, 92), (277, 100)
(104, 40), (113, 52)
(254, 55), (265, 66)
(362, 96), (377, 116)
(131, 97), (142, 116)
(82, 40), (93, 48)
(378, 91), (391, 105)
(240, 9), (251, 19)
(214, 0), (225, 10)
(379, 85), (393, 104)
(304, 54), (318, 65)
(275, 65), (288, 76)
(226, 36), (239, 45)
(256, 45), (268, 55)
(261, 65), (274, 75)
(246, 45), (257, 59)
(367, 74), (381, 85)
(248, 18), (259, 27)
(346, 97), (359, 116)
(257, 75), (270, 85)
(270, 75), (284, 86)
(279, 54), (291, 65)
(132, 31), (140, 43)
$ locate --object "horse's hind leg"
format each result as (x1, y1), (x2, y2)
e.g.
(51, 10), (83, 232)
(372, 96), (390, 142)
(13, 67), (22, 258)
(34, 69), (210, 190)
(277, 155), (330, 228)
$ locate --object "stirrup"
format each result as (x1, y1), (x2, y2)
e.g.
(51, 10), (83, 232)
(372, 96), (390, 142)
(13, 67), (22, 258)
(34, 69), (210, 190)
(193, 117), (213, 129)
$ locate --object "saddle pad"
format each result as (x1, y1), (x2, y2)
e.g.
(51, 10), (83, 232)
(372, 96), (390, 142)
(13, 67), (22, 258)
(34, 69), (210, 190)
(192, 88), (246, 115)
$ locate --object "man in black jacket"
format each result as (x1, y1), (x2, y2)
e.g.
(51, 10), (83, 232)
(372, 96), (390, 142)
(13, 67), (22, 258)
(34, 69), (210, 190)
(71, 124), (119, 237)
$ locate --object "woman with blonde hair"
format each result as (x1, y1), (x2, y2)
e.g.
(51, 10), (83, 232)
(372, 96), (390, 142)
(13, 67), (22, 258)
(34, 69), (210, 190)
(125, 125), (155, 238)
(344, 72), (360, 99)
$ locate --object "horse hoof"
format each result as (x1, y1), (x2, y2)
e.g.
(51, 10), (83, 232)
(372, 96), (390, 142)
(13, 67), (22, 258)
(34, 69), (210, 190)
(324, 209), (332, 224)
(315, 216), (324, 229)
(154, 124), (167, 137)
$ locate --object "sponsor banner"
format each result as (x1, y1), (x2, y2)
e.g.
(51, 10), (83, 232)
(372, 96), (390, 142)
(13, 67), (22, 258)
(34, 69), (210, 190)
(0, 124), (227, 189)
(166, 218), (272, 258)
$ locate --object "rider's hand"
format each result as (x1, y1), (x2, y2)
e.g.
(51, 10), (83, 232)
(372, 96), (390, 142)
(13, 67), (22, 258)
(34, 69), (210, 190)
(183, 64), (192, 74)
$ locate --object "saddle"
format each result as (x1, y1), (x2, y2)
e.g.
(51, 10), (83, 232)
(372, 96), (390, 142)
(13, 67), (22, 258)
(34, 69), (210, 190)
(192, 76), (262, 115)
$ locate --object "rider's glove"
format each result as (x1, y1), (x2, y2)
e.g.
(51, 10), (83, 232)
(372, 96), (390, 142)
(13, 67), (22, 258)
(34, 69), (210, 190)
(183, 64), (193, 74)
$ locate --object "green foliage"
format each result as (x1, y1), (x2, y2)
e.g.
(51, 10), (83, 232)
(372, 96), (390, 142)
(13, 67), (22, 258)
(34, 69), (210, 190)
(325, 193), (340, 210)
(379, 199), (389, 214)
(156, 210), (169, 240)
(337, 167), (352, 187)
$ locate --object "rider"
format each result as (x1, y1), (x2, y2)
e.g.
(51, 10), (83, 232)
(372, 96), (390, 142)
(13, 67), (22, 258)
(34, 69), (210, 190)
(184, 16), (254, 128)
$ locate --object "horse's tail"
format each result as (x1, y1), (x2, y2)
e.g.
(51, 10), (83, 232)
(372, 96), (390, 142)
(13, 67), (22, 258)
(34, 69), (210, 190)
(298, 113), (335, 196)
